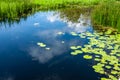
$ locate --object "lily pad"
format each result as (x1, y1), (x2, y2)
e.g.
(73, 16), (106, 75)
(70, 46), (78, 50)
(37, 42), (46, 47)
(83, 55), (92, 59)
(70, 32), (78, 36)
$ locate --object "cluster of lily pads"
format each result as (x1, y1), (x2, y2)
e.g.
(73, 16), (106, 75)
(70, 29), (120, 80)
(37, 42), (50, 50)
(37, 32), (65, 51)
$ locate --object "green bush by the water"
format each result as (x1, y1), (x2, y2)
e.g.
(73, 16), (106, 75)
(92, 1), (120, 31)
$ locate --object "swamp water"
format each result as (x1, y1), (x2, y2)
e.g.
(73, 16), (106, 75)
(0, 9), (120, 80)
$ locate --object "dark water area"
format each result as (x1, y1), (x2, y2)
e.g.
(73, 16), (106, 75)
(0, 10), (106, 80)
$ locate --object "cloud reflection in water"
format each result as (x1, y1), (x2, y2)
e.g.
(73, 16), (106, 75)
(47, 12), (92, 33)
(29, 11), (92, 64)
(29, 29), (80, 64)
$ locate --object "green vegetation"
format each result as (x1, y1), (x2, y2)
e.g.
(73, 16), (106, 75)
(70, 30), (120, 80)
(0, 0), (36, 21)
(37, 42), (46, 47)
(0, 0), (100, 22)
(0, 0), (110, 21)
(0, 0), (120, 31)
(0, 0), (120, 79)
(0, 0), (106, 22)
(92, 0), (120, 31)
(37, 42), (51, 50)
(34, 0), (100, 9)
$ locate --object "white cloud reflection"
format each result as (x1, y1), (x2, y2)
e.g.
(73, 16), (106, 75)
(28, 12), (92, 64)
(47, 13), (60, 23)
(29, 42), (68, 63)
(47, 12), (92, 33)
(29, 29), (80, 64)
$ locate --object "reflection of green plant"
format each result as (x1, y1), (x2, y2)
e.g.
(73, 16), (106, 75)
(70, 29), (120, 80)
(59, 8), (91, 22)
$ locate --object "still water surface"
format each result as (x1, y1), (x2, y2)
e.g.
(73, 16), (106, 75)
(0, 11), (103, 80)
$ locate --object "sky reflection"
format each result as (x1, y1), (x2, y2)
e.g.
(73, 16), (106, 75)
(28, 11), (93, 64)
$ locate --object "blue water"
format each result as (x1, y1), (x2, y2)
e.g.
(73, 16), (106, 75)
(0, 11), (101, 80)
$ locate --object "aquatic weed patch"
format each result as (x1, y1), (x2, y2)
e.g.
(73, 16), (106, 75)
(70, 29), (120, 80)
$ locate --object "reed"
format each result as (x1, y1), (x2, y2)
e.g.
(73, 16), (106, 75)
(0, 0), (119, 25)
(34, 0), (100, 9)
(0, 0), (35, 21)
(91, 0), (120, 31)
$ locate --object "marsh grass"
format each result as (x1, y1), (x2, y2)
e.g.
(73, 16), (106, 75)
(0, 0), (120, 28)
(0, 0), (101, 22)
(34, 0), (100, 9)
(92, 0), (120, 31)
(0, 0), (36, 21)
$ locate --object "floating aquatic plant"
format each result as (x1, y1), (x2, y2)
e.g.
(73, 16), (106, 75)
(70, 29), (120, 80)
(70, 32), (78, 36)
(37, 42), (51, 51)
(37, 42), (46, 47)
(83, 55), (92, 59)
(70, 46), (78, 50)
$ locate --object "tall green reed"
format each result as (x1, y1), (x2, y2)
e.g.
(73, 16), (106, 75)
(0, 0), (35, 21)
(91, 0), (120, 31)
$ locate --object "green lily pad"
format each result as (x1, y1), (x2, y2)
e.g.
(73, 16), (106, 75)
(105, 66), (111, 69)
(70, 46), (78, 50)
(37, 42), (46, 47)
(101, 78), (111, 80)
(83, 55), (92, 59)
(111, 70), (118, 75)
(69, 30), (120, 79)
(70, 32), (78, 36)
(71, 52), (78, 56)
